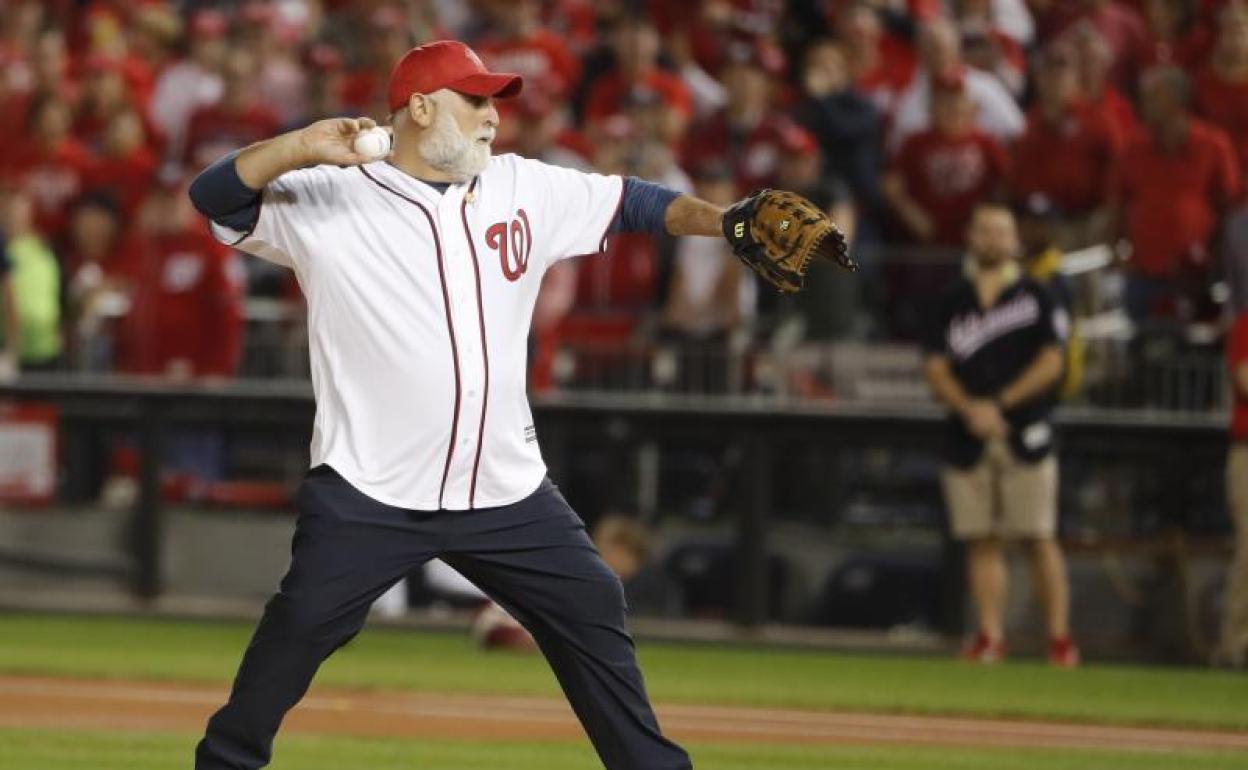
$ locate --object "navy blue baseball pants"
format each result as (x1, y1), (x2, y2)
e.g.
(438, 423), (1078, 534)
(194, 466), (692, 770)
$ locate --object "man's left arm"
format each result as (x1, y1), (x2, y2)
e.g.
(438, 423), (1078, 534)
(608, 177), (723, 238)
(998, 283), (1069, 409)
(997, 345), (1064, 410)
(663, 194), (724, 237)
(1235, 360), (1248, 402)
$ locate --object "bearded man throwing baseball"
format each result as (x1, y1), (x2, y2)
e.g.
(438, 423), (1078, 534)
(188, 40), (852, 770)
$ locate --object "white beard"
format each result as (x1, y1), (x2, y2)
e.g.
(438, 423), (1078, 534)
(419, 109), (493, 181)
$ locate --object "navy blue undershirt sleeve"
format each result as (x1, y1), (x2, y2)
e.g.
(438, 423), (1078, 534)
(608, 176), (681, 235)
(187, 150), (263, 234)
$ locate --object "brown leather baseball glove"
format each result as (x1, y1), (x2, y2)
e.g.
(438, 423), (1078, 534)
(721, 189), (856, 293)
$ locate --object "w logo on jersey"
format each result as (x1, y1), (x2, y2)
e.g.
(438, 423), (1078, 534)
(486, 209), (533, 282)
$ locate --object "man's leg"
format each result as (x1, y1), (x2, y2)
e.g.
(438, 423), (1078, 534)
(941, 455), (1003, 648)
(1028, 537), (1071, 640)
(967, 538), (1008, 642)
(195, 468), (433, 770)
(1000, 455), (1065, 635)
(1218, 444), (1248, 663)
(442, 480), (692, 770)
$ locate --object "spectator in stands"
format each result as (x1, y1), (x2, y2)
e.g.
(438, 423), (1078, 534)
(127, 3), (182, 83)
(237, 2), (308, 129)
(922, 203), (1079, 667)
(73, 54), (143, 153)
(476, 0), (581, 101)
(10, 94), (93, 242)
(82, 108), (159, 221)
(794, 38), (884, 235)
(954, 0), (1036, 46)
(584, 18), (692, 145)
(499, 88), (591, 169)
(1217, 298), (1248, 668)
(1017, 197), (1086, 398)
(294, 44), (351, 128)
(1112, 65), (1240, 324)
(834, 3), (918, 119)
(1040, 0), (1151, 91)
(683, 48), (795, 193)
(957, 11), (1027, 97)
(64, 192), (128, 371)
(340, 6), (417, 117)
(771, 125), (859, 340)
(182, 48), (281, 174)
(149, 9), (227, 169)
(885, 73), (1009, 248)
(0, 1), (43, 78)
(27, 28), (74, 106)
(1141, 0), (1213, 70)
(890, 16), (1024, 149)
(0, 52), (29, 174)
(1195, 4), (1248, 175)
(0, 186), (62, 371)
(547, 119), (663, 389)
(590, 514), (677, 615)
(659, 162), (752, 391)
(0, 224), (18, 379)
(659, 16), (728, 121)
(115, 182), (244, 381)
(648, 0), (786, 80)
(1070, 23), (1138, 144)
(1010, 42), (1121, 249)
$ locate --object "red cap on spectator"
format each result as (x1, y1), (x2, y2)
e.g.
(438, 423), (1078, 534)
(778, 123), (818, 156)
(240, 1), (275, 25)
(724, 38), (787, 76)
(598, 114), (635, 141)
(515, 87), (555, 120)
(387, 41), (523, 112)
(306, 43), (343, 72)
(190, 9), (228, 39)
(371, 5), (406, 30)
(84, 53), (123, 74)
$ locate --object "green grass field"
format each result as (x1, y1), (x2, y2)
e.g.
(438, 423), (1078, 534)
(0, 729), (1243, 770)
(1, 612), (1245, 769)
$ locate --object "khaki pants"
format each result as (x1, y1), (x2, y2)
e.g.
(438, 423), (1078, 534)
(1220, 444), (1248, 658)
(942, 440), (1058, 540)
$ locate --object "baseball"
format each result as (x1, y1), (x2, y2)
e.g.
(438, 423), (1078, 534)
(353, 127), (391, 161)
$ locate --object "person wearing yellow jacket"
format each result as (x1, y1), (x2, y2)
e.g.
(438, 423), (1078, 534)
(1018, 196), (1084, 399)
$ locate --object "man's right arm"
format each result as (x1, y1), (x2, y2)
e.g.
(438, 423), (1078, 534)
(189, 117), (381, 229)
(925, 355), (1008, 440)
(925, 354), (974, 417)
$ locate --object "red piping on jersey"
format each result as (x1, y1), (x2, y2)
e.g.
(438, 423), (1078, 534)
(566, 177), (627, 260)
(359, 166), (462, 509)
(460, 176), (490, 509)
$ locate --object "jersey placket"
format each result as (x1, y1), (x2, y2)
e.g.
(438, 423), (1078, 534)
(436, 184), (487, 510)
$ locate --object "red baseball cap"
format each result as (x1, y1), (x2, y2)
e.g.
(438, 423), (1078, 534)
(778, 123), (818, 156)
(190, 9), (228, 39)
(387, 41), (523, 113)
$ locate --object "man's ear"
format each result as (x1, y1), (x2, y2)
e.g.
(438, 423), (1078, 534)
(408, 93), (434, 129)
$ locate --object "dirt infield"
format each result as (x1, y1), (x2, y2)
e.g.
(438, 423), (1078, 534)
(1, 675), (1246, 755)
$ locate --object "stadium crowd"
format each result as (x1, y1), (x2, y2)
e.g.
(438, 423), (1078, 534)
(0, 0), (1244, 385)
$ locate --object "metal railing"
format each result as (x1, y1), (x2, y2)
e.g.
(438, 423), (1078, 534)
(0, 375), (1231, 632)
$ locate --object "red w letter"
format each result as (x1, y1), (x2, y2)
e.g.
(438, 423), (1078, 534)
(488, 208), (533, 282)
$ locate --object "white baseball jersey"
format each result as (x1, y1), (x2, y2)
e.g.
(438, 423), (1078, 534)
(211, 154), (624, 510)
